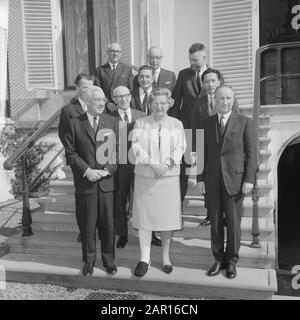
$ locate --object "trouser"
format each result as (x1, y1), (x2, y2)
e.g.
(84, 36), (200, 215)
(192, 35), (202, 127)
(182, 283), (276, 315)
(77, 187), (115, 266)
(114, 164), (134, 237)
(206, 178), (244, 265)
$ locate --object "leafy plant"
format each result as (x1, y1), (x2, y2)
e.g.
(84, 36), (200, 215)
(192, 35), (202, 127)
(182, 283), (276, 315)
(0, 123), (57, 199)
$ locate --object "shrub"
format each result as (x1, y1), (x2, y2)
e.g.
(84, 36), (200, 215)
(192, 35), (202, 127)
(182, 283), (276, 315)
(0, 123), (57, 199)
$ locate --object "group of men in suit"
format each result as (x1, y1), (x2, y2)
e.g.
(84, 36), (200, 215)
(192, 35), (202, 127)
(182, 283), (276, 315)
(58, 40), (257, 279)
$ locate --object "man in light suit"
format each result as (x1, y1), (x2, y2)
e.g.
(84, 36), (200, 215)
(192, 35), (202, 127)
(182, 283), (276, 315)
(58, 73), (114, 243)
(133, 46), (176, 93)
(64, 86), (119, 276)
(110, 86), (145, 249)
(197, 85), (257, 279)
(191, 68), (240, 226)
(94, 42), (134, 103)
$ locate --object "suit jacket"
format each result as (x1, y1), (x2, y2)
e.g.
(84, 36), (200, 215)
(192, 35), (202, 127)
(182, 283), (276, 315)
(94, 62), (134, 102)
(110, 108), (146, 160)
(132, 115), (186, 178)
(170, 67), (204, 129)
(130, 88), (148, 113)
(133, 68), (177, 92)
(58, 98), (113, 149)
(197, 112), (257, 195)
(64, 113), (119, 195)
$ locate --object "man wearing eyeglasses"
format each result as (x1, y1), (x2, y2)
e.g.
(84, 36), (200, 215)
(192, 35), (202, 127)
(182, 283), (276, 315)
(94, 42), (135, 104)
(133, 46), (176, 93)
(110, 86), (145, 249)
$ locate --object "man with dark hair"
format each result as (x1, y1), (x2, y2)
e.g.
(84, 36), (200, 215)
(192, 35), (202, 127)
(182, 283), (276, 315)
(130, 65), (154, 115)
(197, 85), (257, 279)
(170, 43), (208, 205)
(133, 46), (176, 93)
(94, 42), (134, 104)
(191, 68), (240, 226)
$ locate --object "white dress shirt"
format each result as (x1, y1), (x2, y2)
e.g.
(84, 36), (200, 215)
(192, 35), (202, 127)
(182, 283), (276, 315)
(154, 67), (161, 83)
(86, 112), (99, 129)
(139, 87), (152, 104)
(118, 108), (132, 123)
(109, 61), (119, 71)
(218, 110), (232, 127)
(78, 97), (87, 113)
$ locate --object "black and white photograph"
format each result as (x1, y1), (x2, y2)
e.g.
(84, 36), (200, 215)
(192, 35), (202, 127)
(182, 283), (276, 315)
(0, 0), (300, 303)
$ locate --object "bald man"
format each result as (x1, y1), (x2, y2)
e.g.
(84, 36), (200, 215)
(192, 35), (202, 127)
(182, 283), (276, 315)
(64, 86), (119, 276)
(94, 42), (135, 103)
(133, 46), (176, 93)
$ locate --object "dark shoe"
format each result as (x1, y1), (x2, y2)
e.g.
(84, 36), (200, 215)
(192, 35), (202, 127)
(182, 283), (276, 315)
(103, 258), (117, 275)
(82, 263), (93, 276)
(200, 217), (210, 226)
(116, 235), (128, 249)
(134, 261), (151, 277)
(151, 233), (162, 246)
(226, 263), (237, 279)
(207, 262), (225, 277)
(162, 264), (173, 274)
(77, 233), (82, 243)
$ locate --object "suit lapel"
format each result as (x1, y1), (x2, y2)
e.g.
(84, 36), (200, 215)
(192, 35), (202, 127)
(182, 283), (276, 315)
(189, 69), (199, 97)
(222, 112), (238, 146)
(202, 95), (210, 118)
(83, 114), (96, 145)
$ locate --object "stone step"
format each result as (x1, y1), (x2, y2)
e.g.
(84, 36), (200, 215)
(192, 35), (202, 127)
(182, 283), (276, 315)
(259, 137), (271, 150)
(259, 115), (271, 126)
(183, 196), (274, 218)
(6, 231), (275, 269)
(259, 126), (271, 138)
(257, 164), (271, 181)
(260, 150), (272, 163)
(0, 253), (277, 299)
(32, 212), (274, 241)
(186, 179), (272, 197)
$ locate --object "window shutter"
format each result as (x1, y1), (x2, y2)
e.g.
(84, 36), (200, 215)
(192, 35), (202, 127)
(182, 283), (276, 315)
(22, 0), (60, 90)
(211, 0), (254, 108)
(116, 0), (133, 65)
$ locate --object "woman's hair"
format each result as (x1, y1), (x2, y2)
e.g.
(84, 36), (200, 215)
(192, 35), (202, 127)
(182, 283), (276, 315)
(149, 87), (174, 107)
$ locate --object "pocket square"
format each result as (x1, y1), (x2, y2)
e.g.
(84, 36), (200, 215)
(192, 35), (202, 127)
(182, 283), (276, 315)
(165, 81), (171, 84)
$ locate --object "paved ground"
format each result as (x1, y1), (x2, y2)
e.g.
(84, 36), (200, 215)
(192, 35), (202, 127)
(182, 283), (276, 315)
(0, 199), (195, 300)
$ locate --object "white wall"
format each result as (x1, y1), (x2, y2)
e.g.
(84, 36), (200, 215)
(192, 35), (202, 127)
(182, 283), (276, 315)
(173, 0), (209, 74)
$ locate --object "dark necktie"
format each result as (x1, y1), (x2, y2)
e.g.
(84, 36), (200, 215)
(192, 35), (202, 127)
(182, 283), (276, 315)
(112, 64), (116, 72)
(209, 97), (214, 116)
(142, 90), (149, 115)
(219, 115), (225, 135)
(196, 71), (201, 92)
(123, 111), (129, 123)
(93, 116), (98, 134)
(158, 123), (161, 151)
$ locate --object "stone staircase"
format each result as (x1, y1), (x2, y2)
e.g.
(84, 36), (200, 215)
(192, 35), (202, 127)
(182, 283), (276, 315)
(0, 112), (278, 299)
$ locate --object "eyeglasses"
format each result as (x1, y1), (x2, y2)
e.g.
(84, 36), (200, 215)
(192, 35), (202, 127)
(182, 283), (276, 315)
(109, 50), (121, 53)
(114, 94), (131, 99)
(149, 56), (162, 60)
(95, 98), (107, 103)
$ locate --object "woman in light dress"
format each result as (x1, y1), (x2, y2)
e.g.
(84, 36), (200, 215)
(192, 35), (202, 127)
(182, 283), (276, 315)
(130, 87), (186, 277)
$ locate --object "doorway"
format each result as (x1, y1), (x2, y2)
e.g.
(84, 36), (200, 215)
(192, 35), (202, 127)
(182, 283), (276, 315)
(278, 140), (300, 270)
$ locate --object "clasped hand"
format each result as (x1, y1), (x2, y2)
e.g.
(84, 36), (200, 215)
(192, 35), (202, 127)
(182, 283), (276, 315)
(151, 163), (169, 179)
(85, 168), (109, 182)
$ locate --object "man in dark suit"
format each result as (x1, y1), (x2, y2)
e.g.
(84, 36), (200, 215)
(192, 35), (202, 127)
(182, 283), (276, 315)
(197, 85), (257, 279)
(94, 42), (134, 103)
(191, 68), (240, 226)
(133, 46), (176, 93)
(64, 86), (119, 276)
(169, 43), (208, 205)
(130, 65), (153, 115)
(110, 86), (145, 249)
(58, 73), (114, 244)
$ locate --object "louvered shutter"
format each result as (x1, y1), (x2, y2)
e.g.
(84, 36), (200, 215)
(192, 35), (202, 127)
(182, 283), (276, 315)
(116, 0), (133, 65)
(22, 0), (60, 90)
(211, 0), (255, 108)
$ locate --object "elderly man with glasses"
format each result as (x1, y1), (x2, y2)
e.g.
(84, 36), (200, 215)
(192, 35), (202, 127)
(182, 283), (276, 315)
(110, 86), (145, 249)
(94, 42), (135, 104)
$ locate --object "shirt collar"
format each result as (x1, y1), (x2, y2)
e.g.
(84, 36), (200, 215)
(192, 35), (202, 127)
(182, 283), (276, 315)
(139, 86), (152, 96)
(218, 111), (232, 124)
(109, 61), (119, 70)
(78, 97), (87, 112)
(118, 108), (131, 116)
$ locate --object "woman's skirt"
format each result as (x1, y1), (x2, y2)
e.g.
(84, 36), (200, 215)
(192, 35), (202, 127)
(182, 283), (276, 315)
(132, 174), (182, 231)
